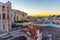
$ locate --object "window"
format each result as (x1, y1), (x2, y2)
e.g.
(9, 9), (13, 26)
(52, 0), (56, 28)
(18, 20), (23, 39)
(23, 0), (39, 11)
(3, 24), (5, 29)
(2, 6), (5, 11)
(3, 14), (5, 19)
(7, 14), (9, 19)
(17, 16), (18, 20)
(22, 14), (24, 16)
(0, 14), (1, 19)
(7, 7), (9, 12)
(2, 6), (5, 8)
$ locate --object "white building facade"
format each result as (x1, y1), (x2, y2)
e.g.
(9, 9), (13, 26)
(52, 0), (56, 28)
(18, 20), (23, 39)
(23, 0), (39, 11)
(0, 1), (12, 33)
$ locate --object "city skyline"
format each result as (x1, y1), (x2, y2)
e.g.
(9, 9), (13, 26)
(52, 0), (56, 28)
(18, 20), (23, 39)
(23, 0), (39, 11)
(0, 0), (60, 16)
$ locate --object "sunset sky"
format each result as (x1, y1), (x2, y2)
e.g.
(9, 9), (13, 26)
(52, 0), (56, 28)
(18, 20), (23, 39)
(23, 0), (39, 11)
(0, 0), (60, 16)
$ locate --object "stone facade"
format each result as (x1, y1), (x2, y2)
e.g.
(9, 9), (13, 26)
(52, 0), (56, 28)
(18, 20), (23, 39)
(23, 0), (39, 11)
(0, 1), (12, 33)
(0, 1), (27, 33)
(13, 10), (27, 22)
